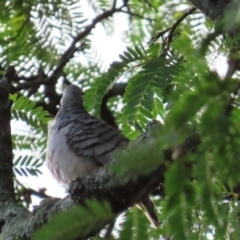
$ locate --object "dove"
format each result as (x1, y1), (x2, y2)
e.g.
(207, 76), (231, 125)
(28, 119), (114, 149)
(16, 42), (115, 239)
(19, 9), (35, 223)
(46, 84), (158, 227)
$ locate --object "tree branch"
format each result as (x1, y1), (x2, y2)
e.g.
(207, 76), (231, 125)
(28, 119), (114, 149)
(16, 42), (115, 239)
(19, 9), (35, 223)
(187, 0), (231, 21)
(150, 7), (196, 45)
(120, 10), (155, 21)
(166, 7), (196, 49)
(0, 66), (16, 202)
(14, 4), (127, 92)
(101, 82), (127, 128)
(0, 146), (165, 239)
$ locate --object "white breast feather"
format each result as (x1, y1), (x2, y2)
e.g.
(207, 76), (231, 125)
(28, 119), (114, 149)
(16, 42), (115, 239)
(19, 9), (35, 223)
(46, 123), (99, 185)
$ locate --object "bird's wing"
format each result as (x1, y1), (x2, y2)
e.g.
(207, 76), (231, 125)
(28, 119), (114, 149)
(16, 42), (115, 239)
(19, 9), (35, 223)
(66, 116), (128, 165)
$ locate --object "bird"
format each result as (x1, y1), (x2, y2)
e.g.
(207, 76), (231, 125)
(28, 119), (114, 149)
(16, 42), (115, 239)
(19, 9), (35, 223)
(46, 84), (159, 227)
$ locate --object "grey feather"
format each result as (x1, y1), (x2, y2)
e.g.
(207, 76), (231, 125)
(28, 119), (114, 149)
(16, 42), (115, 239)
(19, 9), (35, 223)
(67, 118), (127, 164)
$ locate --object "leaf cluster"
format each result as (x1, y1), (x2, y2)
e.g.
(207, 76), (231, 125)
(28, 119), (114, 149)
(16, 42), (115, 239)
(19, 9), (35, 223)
(10, 93), (50, 177)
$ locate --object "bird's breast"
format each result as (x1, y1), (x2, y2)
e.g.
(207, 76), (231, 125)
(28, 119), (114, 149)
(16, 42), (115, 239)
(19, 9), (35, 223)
(46, 124), (99, 186)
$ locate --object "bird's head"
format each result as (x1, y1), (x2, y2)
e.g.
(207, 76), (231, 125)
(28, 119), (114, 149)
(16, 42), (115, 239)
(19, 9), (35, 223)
(59, 84), (86, 114)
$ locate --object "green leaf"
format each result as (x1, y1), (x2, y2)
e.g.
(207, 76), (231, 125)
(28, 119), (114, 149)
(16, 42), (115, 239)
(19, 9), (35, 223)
(34, 200), (113, 240)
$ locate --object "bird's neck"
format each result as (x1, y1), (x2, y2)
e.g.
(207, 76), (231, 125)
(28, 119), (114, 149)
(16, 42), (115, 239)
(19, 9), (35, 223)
(57, 103), (88, 118)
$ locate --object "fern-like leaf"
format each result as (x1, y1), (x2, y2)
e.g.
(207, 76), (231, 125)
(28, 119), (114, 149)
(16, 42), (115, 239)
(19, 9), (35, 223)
(13, 154), (42, 177)
(34, 200), (113, 240)
(119, 208), (149, 240)
(122, 45), (184, 138)
(84, 46), (146, 117)
(10, 93), (51, 133)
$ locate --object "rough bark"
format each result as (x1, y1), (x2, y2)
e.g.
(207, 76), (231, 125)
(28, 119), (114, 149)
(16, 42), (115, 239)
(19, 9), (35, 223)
(0, 166), (164, 239)
(0, 66), (15, 203)
(188, 0), (232, 21)
(0, 142), (164, 239)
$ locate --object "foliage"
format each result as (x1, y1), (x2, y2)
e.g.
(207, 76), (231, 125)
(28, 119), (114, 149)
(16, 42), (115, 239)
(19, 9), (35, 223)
(2, 0), (240, 239)
(10, 93), (50, 177)
(84, 45), (146, 117)
(13, 154), (42, 177)
(10, 93), (51, 133)
(119, 207), (149, 240)
(34, 200), (113, 240)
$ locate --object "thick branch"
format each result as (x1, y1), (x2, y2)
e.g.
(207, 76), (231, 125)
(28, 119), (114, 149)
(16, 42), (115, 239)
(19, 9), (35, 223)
(0, 66), (15, 202)
(0, 197), (74, 240)
(187, 0), (231, 21)
(70, 163), (164, 216)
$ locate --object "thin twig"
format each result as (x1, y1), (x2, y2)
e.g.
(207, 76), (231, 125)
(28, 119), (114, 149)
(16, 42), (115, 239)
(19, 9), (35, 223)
(120, 10), (155, 21)
(150, 7), (196, 45)
(112, 0), (117, 10)
(166, 7), (196, 49)
(10, 15), (30, 41)
(144, 0), (157, 11)
(3, 65), (16, 82)
(148, 27), (172, 44)
(104, 220), (116, 239)
(15, 4), (127, 91)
